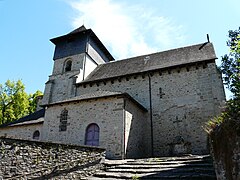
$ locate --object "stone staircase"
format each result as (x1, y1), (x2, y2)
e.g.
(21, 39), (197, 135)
(88, 154), (216, 179)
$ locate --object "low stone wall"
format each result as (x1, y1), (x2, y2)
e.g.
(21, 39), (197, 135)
(210, 120), (240, 180)
(0, 138), (105, 179)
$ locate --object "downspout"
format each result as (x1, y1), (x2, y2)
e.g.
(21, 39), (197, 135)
(123, 98), (126, 159)
(148, 73), (154, 157)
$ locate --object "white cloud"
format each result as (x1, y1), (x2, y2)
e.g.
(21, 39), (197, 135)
(68, 0), (186, 59)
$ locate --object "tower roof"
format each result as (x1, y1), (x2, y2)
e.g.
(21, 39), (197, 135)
(50, 25), (90, 44)
(68, 25), (87, 34)
(50, 25), (114, 61)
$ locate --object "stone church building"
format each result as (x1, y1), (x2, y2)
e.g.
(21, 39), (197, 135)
(0, 26), (225, 159)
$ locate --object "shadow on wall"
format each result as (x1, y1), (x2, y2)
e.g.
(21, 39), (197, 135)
(125, 108), (149, 159)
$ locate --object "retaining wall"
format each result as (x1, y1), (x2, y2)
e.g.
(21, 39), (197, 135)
(0, 138), (105, 179)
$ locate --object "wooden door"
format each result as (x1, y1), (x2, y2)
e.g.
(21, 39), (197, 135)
(85, 124), (99, 146)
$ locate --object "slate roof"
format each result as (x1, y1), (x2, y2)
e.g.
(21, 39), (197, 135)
(46, 91), (147, 111)
(0, 109), (45, 128)
(80, 43), (217, 84)
(50, 26), (115, 61)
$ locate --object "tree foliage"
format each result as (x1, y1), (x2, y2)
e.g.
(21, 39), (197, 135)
(221, 27), (240, 120)
(221, 27), (240, 98)
(206, 27), (240, 134)
(206, 29), (240, 180)
(0, 80), (43, 125)
(28, 90), (43, 114)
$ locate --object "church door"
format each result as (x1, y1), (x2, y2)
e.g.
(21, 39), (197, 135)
(85, 123), (99, 146)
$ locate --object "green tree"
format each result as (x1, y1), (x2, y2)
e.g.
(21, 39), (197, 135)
(221, 27), (240, 120)
(206, 27), (240, 133)
(206, 28), (240, 180)
(28, 90), (43, 114)
(0, 80), (42, 125)
(221, 27), (240, 98)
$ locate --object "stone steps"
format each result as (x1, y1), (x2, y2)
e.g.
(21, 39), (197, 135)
(106, 167), (215, 173)
(88, 154), (216, 179)
(111, 163), (214, 169)
(90, 172), (216, 179)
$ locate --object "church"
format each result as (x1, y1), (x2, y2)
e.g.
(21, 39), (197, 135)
(0, 26), (225, 159)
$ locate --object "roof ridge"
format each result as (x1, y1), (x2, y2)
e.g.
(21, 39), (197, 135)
(97, 42), (210, 68)
(68, 25), (87, 34)
(116, 42), (210, 62)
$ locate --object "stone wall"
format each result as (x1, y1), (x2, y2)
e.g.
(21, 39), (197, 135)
(210, 120), (240, 179)
(42, 53), (85, 105)
(77, 61), (225, 156)
(0, 123), (43, 141)
(150, 62), (225, 156)
(77, 69), (150, 109)
(52, 54), (85, 75)
(124, 98), (149, 158)
(42, 95), (148, 159)
(42, 97), (125, 159)
(0, 138), (105, 179)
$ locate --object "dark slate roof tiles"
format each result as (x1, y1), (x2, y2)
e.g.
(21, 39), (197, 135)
(50, 26), (115, 62)
(80, 43), (216, 84)
(0, 108), (45, 128)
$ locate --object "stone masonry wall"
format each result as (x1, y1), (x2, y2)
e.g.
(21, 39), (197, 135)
(42, 53), (85, 105)
(0, 123), (43, 141)
(42, 97), (125, 159)
(124, 98), (149, 158)
(77, 73), (152, 156)
(210, 119), (240, 180)
(0, 138), (105, 179)
(151, 62), (225, 156)
(77, 61), (225, 156)
(52, 54), (85, 75)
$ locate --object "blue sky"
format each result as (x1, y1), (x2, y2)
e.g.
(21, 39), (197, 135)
(0, 0), (239, 99)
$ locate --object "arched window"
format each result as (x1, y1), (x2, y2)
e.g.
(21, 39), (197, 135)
(33, 130), (40, 140)
(59, 109), (68, 131)
(64, 59), (72, 72)
(85, 123), (100, 146)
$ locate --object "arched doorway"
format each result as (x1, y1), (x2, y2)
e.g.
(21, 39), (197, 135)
(85, 123), (100, 146)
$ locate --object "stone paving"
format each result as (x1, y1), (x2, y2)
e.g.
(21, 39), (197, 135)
(88, 154), (216, 179)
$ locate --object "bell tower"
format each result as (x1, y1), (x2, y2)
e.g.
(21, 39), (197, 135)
(41, 25), (114, 105)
